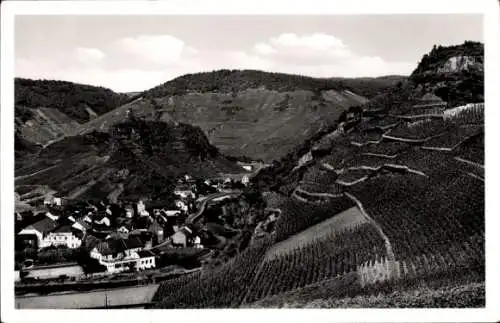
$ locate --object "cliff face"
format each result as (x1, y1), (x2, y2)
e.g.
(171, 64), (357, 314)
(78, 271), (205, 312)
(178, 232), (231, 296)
(409, 41), (484, 107)
(436, 55), (482, 74)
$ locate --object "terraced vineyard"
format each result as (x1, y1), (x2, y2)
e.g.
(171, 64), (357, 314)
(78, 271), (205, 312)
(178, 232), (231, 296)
(273, 195), (355, 242)
(152, 237), (273, 308)
(243, 223), (386, 304)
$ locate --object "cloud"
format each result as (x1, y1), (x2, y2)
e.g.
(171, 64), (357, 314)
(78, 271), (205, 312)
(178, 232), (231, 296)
(74, 47), (105, 64)
(250, 32), (415, 75)
(15, 32), (415, 92)
(254, 33), (351, 62)
(115, 34), (196, 66)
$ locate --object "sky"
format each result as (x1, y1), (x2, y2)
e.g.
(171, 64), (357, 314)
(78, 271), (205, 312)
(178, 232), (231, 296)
(15, 15), (483, 93)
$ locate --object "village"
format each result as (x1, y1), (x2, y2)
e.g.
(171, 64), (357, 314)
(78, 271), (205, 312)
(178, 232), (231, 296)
(14, 171), (255, 282)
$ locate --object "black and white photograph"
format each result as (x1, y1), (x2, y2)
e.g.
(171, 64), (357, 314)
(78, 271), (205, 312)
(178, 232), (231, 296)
(1, 0), (499, 322)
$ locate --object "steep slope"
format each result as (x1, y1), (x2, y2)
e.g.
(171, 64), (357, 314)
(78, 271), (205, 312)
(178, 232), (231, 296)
(15, 78), (130, 148)
(253, 41), (484, 192)
(69, 70), (404, 162)
(151, 41), (484, 308)
(15, 119), (244, 204)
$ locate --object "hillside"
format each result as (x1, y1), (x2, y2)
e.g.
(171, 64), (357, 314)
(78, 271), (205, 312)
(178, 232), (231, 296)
(14, 78), (131, 149)
(67, 70), (404, 162)
(253, 41), (484, 191)
(15, 119), (244, 205)
(150, 41), (484, 308)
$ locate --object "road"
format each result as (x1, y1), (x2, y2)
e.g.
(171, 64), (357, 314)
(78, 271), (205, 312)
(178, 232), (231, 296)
(186, 190), (242, 224)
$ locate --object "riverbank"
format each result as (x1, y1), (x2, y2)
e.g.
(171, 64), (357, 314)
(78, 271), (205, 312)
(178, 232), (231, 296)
(15, 284), (159, 309)
(15, 267), (200, 296)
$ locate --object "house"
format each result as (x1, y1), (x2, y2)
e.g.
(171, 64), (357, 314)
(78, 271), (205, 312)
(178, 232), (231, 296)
(192, 236), (203, 249)
(175, 200), (188, 212)
(72, 219), (91, 233)
(90, 237), (145, 273)
(42, 225), (82, 249)
(43, 196), (62, 206)
(148, 220), (164, 244)
(125, 205), (135, 218)
(171, 226), (193, 247)
(94, 216), (111, 227)
(242, 175), (250, 186)
(174, 184), (196, 199)
(17, 217), (59, 249)
(45, 212), (59, 221)
(137, 250), (156, 270)
(117, 226), (130, 234)
(137, 200), (149, 217)
(164, 210), (182, 217)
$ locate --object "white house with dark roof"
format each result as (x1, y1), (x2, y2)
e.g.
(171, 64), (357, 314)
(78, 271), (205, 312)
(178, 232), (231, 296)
(137, 250), (156, 270)
(90, 237), (148, 273)
(171, 226), (193, 247)
(42, 225), (82, 249)
(174, 184), (196, 199)
(72, 219), (91, 233)
(18, 217), (59, 249)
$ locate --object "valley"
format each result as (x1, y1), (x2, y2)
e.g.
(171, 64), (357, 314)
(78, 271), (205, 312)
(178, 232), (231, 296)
(14, 41), (485, 309)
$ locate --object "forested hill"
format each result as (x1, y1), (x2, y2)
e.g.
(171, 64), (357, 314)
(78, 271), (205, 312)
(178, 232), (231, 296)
(15, 78), (130, 124)
(142, 69), (406, 99)
(15, 118), (243, 203)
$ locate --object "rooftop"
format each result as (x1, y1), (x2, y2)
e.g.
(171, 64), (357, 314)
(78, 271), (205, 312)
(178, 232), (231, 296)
(53, 225), (74, 233)
(137, 250), (155, 258)
(27, 217), (59, 234)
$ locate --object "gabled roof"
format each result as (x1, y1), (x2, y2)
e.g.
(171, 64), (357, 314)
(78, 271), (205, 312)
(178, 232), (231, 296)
(53, 225), (74, 233)
(137, 250), (155, 258)
(106, 232), (128, 241)
(27, 218), (59, 234)
(149, 220), (163, 232)
(74, 219), (91, 229)
(125, 236), (144, 249)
